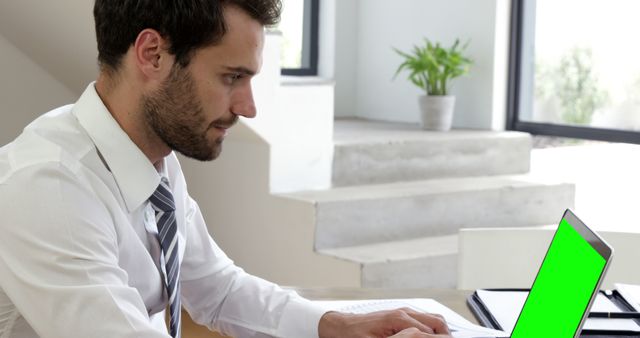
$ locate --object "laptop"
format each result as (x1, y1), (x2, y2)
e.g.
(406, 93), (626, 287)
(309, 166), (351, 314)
(489, 209), (614, 338)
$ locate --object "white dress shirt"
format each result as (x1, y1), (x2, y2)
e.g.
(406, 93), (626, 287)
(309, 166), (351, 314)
(0, 83), (327, 338)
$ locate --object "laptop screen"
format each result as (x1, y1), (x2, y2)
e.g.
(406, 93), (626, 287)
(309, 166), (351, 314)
(510, 211), (611, 338)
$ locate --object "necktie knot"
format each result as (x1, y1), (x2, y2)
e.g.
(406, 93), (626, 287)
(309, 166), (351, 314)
(149, 179), (175, 213)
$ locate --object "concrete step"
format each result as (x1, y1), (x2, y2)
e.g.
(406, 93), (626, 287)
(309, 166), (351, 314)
(284, 174), (574, 250)
(319, 235), (459, 288)
(320, 226), (556, 289)
(332, 118), (532, 187)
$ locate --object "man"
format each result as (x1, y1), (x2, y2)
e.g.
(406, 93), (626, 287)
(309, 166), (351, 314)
(0, 1), (452, 337)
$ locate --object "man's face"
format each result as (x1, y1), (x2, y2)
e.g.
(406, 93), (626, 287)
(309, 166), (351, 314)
(142, 5), (264, 161)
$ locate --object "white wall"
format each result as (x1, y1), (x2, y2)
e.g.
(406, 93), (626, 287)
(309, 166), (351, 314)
(269, 83), (334, 192)
(0, 0), (97, 94)
(329, 0), (511, 129)
(0, 34), (77, 146)
(331, 0), (359, 118)
(247, 34), (335, 193)
(317, 0), (335, 79)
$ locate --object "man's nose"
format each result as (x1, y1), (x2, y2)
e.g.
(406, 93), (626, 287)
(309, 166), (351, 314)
(231, 84), (257, 118)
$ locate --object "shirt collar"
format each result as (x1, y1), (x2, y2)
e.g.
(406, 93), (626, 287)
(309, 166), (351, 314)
(73, 82), (161, 212)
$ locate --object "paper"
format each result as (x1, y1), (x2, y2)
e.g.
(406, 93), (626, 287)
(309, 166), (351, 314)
(615, 283), (640, 312)
(588, 292), (640, 331)
(314, 298), (507, 338)
(476, 289), (640, 334)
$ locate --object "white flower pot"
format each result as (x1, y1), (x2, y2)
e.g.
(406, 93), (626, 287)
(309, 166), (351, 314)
(418, 95), (456, 131)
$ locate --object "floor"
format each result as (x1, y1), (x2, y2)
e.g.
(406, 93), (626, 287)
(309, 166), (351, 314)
(530, 140), (640, 233)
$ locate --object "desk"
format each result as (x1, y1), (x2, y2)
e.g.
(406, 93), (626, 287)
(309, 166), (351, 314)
(183, 287), (475, 338)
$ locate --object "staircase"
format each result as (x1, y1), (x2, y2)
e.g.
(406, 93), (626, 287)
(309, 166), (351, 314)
(279, 118), (575, 288)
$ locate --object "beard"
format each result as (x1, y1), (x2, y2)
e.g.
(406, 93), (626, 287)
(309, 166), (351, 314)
(141, 65), (237, 161)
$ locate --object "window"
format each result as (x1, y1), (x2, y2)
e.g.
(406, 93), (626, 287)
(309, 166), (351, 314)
(508, 0), (640, 144)
(275, 0), (319, 76)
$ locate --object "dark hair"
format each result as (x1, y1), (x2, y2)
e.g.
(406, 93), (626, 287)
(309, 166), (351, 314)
(94, 0), (282, 73)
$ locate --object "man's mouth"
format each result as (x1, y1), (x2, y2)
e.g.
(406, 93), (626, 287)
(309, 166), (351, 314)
(211, 116), (238, 131)
(210, 125), (229, 137)
(209, 118), (238, 137)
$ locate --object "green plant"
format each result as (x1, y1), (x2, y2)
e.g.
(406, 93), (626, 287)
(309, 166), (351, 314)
(393, 38), (472, 96)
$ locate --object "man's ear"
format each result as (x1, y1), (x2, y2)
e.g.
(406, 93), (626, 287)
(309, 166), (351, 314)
(134, 28), (173, 80)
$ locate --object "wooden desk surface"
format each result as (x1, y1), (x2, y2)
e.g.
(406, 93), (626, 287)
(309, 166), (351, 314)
(183, 287), (475, 338)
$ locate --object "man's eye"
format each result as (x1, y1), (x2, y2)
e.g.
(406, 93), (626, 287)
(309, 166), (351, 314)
(226, 73), (242, 84)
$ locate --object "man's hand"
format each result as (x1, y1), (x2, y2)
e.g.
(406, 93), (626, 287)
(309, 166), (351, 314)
(318, 308), (453, 338)
(390, 327), (452, 338)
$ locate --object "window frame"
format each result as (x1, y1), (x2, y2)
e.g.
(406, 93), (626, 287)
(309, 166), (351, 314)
(506, 0), (640, 144)
(281, 0), (319, 76)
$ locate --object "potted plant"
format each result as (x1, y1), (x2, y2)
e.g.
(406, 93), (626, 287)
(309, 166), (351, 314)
(393, 38), (472, 131)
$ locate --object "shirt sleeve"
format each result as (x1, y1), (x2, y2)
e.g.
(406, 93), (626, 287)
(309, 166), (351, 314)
(178, 191), (328, 338)
(0, 163), (171, 338)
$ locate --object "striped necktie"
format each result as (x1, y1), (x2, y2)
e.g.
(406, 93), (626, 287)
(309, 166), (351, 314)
(149, 178), (182, 338)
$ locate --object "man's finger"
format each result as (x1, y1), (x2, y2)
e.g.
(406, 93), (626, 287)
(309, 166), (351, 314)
(404, 311), (450, 334)
(385, 309), (436, 334)
(389, 327), (454, 338)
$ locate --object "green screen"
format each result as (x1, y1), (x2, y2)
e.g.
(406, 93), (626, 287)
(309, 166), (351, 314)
(510, 219), (606, 337)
